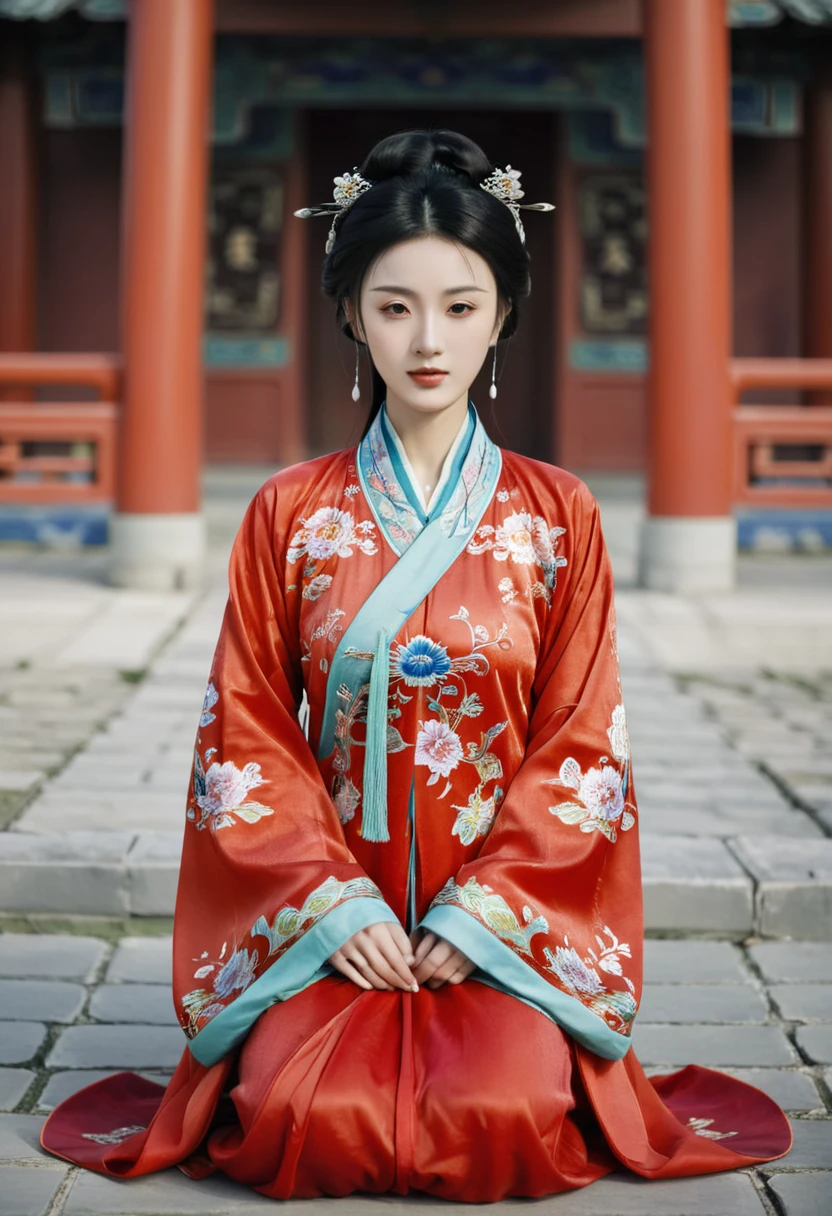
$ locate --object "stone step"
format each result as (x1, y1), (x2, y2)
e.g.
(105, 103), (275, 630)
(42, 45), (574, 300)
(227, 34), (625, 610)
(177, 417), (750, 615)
(0, 830), (830, 938)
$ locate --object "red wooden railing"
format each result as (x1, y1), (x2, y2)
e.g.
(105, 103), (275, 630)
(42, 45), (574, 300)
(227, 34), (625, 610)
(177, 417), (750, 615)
(731, 359), (832, 508)
(0, 354), (121, 503)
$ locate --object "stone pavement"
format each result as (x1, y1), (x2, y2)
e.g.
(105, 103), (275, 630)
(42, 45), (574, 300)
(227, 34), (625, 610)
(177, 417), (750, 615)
(0, 468), (830, 1211)
(0, 933), (830, 1214)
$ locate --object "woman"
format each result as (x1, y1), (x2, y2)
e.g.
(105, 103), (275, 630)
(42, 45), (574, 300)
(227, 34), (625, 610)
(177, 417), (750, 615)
(41, 129), (791, 1202)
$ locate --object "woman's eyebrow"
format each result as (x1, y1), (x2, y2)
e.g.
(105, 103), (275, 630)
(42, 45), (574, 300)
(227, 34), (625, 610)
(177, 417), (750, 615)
(368, 285), (489, 294)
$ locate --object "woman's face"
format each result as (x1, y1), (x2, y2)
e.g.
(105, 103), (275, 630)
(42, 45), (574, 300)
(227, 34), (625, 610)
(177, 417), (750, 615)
(348, 236), (507, 422)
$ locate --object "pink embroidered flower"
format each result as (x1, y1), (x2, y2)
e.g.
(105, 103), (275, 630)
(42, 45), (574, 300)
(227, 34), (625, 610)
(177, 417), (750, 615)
(577, 764), (625, 823)
(198, 760), (265, 818)
(415, 720), (464, 784)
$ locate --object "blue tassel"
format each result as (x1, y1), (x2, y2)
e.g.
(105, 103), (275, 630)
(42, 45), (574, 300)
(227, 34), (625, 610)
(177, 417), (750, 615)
(362, 628), (391, 842)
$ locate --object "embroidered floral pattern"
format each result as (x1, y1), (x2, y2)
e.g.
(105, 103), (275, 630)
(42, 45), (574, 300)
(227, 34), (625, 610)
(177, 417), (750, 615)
(188, 755), (274, 832)
(545, 704), (636, 842)
(81, 1125), (147, 1145)
(393, 636), (453, 687)
(336, 608), (511, 840)
(543, 926), (637, 1035)
(415, 720), (464, 782)
(302, 574), (333, 601)
(181, 875), (386, 1036)
(288, 506), (377, 565)
(432, 876), (549, 955)
(467, 510), (567, 605)
(357, 405), (501, 555)
(200, 681), (218, 727)
(430, 879), (638, 1037)
(686, 1117), (737, 1141)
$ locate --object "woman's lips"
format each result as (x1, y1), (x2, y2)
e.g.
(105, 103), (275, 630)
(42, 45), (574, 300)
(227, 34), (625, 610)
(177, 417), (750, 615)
(407, 371), (448, 387)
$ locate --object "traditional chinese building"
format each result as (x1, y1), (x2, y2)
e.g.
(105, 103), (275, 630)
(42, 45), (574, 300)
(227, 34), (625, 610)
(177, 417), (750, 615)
(0, 0), (830, 590)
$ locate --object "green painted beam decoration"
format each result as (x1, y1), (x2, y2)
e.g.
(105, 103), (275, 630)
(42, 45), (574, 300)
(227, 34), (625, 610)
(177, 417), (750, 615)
(31, 31), (805, 146)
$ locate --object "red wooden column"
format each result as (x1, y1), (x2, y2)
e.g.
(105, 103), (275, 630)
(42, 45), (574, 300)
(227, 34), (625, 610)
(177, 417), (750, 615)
(804, 73), (832, 405)
(0, 26), (38, 386)
(640, 0), (736, 590)
(110, 0), (214, 589)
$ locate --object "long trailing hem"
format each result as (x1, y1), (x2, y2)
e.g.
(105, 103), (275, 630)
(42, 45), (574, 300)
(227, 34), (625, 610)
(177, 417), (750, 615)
(40, 976), (792, 1204)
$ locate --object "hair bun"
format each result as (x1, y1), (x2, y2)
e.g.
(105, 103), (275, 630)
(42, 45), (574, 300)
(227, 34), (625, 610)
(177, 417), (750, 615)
(359, 129), (491, 188)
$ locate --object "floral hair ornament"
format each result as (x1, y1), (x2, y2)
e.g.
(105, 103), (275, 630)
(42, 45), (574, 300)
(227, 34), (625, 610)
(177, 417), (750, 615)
(293, 168), (374, 254)
(294, 161), (555, 252)
(479, 164), (555, 245)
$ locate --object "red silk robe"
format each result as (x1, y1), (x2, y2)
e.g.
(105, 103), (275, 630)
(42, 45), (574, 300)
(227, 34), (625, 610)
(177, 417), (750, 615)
(41, 404), (790, 1201)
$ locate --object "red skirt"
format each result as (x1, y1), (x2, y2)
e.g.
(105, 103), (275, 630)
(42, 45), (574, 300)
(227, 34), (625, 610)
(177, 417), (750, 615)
(41, 975), (791, 1203)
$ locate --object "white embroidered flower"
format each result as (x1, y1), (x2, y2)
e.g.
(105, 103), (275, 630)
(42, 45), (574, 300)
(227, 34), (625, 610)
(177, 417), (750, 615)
(451, 788), (497, 845)
(546, 945), (605, 995)
(496, 489), (510, 502)
(577, 764), (625, 823)
(415, 720), (464, 783)
(493, 512), (537, 564)
(288, 507), (377, 563)
(302, 574), (333, 601)
(498, 576), (518, 604)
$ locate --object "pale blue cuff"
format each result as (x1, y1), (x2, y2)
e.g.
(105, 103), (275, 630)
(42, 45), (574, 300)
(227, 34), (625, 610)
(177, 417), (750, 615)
(419, 903), (631, 1061)
(189, 896), (401, 1066)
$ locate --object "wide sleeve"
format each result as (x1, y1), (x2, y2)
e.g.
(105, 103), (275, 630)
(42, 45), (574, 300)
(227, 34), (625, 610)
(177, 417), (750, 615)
(419, 485), (642, 1061)
(173, 480), (400, 1067)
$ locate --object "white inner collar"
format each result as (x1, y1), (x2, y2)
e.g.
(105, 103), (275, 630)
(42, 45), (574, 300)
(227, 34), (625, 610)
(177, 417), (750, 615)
(383, 408), (471, 514)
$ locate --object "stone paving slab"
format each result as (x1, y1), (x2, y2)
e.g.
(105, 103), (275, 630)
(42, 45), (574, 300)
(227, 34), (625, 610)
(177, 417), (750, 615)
(796, 1026), (832, 1064)
(0, 1164), (67, 1216)
(53, 1168), (772, 1216)
(767, 1172), (832, 1216)
(46, 1024), (184, 1071)
(770, 984), (832, 1022)
(637, 983), (768, 1024)
(0, 1024), (47, 1066)
(640, 836), (753, 933)
(749, 942), (832, 984)
(0, 1113), (49, 1160)
(643, 939), (748, 984)
(0, 1069), (35, 1113)
(731, 837), (832, 940)
(760, 1119), (832, 1170)
(0, 981), (86, 1023)
(0, 935), (107, 983)
(88, 984), (176, 1025)
(106, 937), (171, 985)
(722, 1068), (824, 1113)
(0, 834), (134, 916)
(127, 833), (182, 917)
(632, 1023), (797, 1067)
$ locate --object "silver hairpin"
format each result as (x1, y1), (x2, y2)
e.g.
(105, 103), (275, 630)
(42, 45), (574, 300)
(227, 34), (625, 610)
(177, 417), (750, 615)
(294, 161), (554, 251)
(479, 164), (555, 245)
(293, 168), (374, 254)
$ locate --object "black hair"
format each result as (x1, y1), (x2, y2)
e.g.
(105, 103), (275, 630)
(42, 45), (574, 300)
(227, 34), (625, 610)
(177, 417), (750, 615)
(319, 129), (532, 437)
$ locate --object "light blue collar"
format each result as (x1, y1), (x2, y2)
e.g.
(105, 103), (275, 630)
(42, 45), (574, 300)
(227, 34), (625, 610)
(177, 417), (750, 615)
(358, 400), (495, 556)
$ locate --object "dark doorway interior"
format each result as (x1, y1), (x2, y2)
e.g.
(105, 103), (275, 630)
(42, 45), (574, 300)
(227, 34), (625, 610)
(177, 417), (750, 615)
(304, 108), (559, 461)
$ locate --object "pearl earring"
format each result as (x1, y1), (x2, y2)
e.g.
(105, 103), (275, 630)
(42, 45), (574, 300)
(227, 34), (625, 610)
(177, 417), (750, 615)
(352, 343), (360, 402)
(489, 344), (498, 400)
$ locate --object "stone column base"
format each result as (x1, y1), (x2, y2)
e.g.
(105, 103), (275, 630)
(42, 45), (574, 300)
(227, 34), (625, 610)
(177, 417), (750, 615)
(109, 512), (205, 591)
(639, 515), (736, 593)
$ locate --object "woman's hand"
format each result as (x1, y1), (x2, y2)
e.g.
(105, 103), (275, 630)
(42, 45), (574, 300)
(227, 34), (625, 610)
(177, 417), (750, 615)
(411, 929), (476, 988)
(329, 921), (419, 991)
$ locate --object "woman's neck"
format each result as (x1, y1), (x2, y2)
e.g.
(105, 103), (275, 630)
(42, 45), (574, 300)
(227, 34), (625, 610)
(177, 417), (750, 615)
(382, 395), (470, 493)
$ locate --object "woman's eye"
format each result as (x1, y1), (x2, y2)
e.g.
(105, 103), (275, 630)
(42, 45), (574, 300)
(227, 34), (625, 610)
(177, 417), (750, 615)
(449, 303), (474, 315)
(383, 303), (408, 315)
